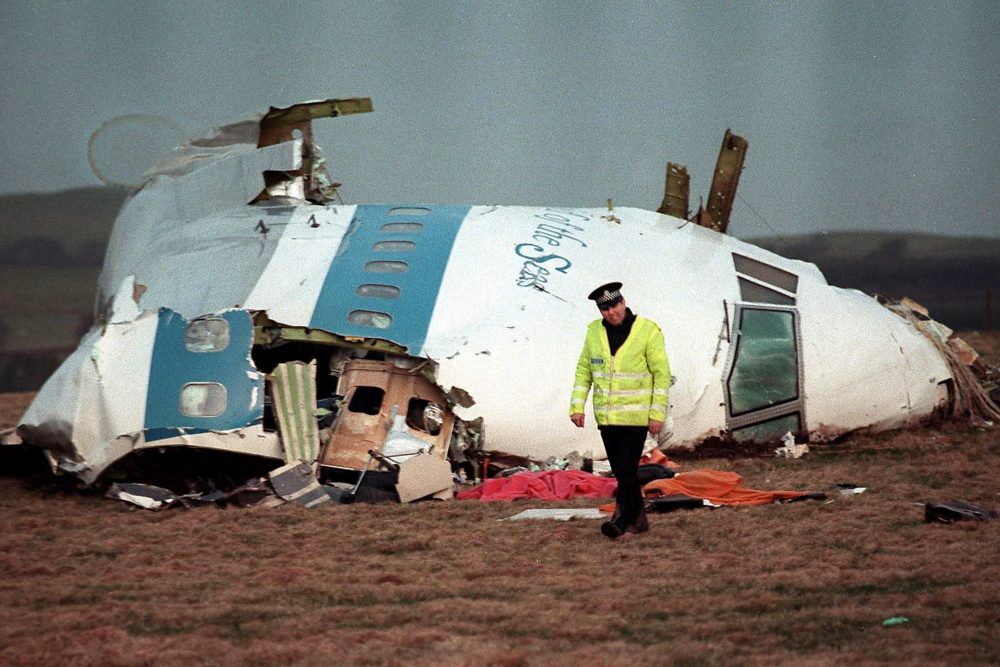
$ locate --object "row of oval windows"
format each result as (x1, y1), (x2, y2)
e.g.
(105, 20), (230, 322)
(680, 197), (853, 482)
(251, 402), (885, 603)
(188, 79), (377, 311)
(313, 214), (426, 331)
(345, 216), (421, 328)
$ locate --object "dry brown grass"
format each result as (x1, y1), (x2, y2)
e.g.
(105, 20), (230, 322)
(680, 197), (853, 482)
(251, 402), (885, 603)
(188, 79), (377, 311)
(1, 334), (999, 666)
(3, 423), (997, 667)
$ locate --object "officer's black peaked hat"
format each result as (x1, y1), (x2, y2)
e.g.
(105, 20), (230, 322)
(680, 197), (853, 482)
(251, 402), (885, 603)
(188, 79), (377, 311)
(588, 282), (623, 308)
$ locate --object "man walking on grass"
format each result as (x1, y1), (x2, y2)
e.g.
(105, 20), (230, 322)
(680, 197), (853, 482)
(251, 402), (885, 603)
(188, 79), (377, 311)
(569, 282), (671, 539)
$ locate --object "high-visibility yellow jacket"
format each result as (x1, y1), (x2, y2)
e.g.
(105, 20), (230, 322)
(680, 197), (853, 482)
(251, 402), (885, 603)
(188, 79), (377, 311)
(569, 316), (671, 426)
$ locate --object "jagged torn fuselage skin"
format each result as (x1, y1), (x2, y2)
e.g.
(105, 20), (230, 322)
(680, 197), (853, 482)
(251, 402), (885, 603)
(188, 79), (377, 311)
(18, 111), (952, 483)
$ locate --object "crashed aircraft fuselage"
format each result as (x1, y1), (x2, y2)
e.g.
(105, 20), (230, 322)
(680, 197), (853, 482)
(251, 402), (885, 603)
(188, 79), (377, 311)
(18, 99), (954, 484)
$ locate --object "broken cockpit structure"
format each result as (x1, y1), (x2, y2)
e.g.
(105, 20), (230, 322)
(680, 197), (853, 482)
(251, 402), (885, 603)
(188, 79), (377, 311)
(17, 99), (481, 494)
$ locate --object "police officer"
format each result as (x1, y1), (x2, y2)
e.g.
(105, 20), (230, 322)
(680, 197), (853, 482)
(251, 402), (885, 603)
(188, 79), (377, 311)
(570, 282), (671, 538)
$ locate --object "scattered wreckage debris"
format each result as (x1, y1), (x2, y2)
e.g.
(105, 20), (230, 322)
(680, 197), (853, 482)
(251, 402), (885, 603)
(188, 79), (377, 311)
(505, 508), (607, 521)
(106, 482), (189, 511)
(882, 616), (910, 627)
(1, 427), (22, 446)
(269, 461), (329, 508)
(775, 431), (809, 459)
(103, 448), (458, 511)
(924, 500), (998, 524)
(882, 297), (1000, 426)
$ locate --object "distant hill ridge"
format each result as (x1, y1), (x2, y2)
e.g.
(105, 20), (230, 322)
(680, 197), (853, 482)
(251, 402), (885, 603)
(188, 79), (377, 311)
(754, 233), (1000, 330)
(0, 187), (128, 267)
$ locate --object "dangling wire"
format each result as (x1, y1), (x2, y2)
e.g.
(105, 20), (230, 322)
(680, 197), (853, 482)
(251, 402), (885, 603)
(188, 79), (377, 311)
(735, 192), (781, 236)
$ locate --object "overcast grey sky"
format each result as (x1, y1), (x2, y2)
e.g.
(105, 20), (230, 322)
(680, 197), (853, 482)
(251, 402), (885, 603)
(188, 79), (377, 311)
(1, 0), (998, 238)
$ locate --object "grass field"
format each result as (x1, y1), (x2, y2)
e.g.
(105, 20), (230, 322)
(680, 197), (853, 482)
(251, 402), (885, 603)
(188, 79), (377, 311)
(1, 334), (998, 666)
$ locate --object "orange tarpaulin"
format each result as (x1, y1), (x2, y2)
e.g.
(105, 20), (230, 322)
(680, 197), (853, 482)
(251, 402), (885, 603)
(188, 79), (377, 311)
(643, 469), (811, 506)
(640, 448), (676, 468)
(599, 469), (813, 512)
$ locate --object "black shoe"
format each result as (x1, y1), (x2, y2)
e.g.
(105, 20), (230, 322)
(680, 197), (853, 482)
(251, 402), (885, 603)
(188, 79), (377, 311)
(626, 512), (649, 534)
(629, 510), (650, 533)
(601, 520), (624, 539)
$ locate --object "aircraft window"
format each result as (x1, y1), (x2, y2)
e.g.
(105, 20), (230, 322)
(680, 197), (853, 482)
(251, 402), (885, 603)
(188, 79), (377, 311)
(179, 382), (227, 417)
(348, 386), (384, 415)
(365, 260), (408, 273)
(381, 222), (424, 234)
(184, 318), (230, 352)
(406, 398), (443, 435)
(737, 277), (795, 306)
(372, 240), (416, 253)
(731, 413), (801, 443)
(348, 310), (393, 329)
(356, 284), (401, 299)
(732, 254), (798, 293)
(727, 309), (798, 416)
(388, 207), (431, 216)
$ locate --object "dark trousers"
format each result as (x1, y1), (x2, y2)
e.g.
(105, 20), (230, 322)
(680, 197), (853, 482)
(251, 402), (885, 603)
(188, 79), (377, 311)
(600, 426), (647, 527)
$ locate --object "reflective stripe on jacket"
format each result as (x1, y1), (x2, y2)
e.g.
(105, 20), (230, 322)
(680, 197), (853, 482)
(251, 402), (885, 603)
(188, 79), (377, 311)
(569, 316), (671, 426)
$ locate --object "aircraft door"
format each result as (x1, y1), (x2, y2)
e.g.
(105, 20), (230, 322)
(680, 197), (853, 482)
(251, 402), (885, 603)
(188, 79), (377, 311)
(722, 304), (806, 442)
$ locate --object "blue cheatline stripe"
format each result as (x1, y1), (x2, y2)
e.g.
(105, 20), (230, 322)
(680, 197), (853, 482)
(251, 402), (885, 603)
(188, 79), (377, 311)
(309, 204), (471, 353)
(144, 308), (263, 443)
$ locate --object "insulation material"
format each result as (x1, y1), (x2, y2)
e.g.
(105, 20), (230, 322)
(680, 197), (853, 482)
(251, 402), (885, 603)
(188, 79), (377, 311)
(270, 360), (320, 464)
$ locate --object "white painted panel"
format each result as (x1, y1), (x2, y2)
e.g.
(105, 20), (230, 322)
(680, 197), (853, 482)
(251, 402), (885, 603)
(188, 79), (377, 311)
(244, 205), (355, 325)
(423, 206), (746, 458)
(20, 312), (159, 477)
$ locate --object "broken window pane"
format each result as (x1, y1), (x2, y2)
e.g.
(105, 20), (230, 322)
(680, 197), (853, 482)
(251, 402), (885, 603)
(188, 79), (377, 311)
(184, 318), (230, 352)
(357, 284), (401, 299)
(364, 260), (408, 273)
(727, 309), (798, 416)
(732, 253), (799, 293)
(372, 240), (416, 253)
(348, 310), (393, 328)
(732, 413), (801, 443)
(348, 386), (384, 415)
(381, 222), (424, 234)
(179, 383), (227, 417)
(738, 277), (796, 305)
(388, 207), (431, 216)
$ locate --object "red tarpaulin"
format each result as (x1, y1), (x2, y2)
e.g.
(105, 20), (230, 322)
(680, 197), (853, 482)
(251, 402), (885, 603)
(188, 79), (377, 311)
(456, 469), (617, 501)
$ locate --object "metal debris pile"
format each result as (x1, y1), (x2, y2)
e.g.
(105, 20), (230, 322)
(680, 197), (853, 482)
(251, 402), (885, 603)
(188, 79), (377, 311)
(881, 297), (1000, 425)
